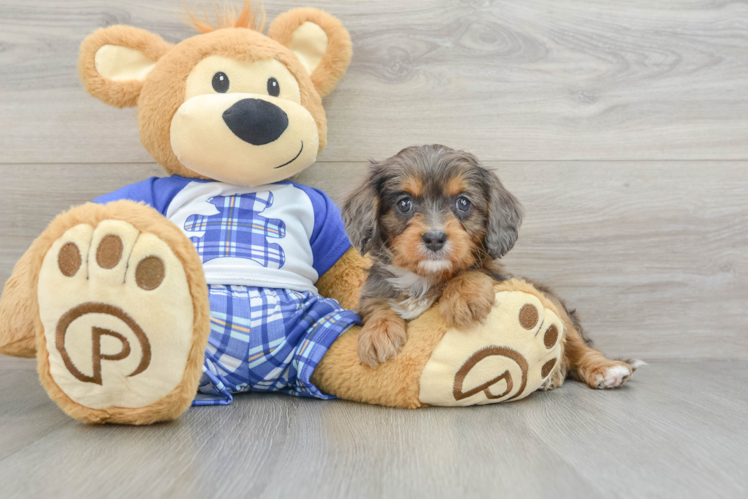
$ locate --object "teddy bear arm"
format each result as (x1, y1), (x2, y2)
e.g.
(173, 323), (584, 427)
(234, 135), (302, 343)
(316, 247), (369, 311)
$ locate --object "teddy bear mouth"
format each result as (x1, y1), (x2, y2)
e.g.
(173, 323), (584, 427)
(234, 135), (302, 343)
(274, 141), (304, 169)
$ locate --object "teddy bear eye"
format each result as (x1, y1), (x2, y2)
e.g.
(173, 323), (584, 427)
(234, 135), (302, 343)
(267, 77), (280, 97)
(212, 72), (229, 93)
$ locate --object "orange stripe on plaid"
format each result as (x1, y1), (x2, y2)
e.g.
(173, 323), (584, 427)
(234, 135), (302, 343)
(210, 316), (251, 333)
(248, 351), (265, 362)
(190, 221), (281, 235)
(298, 338), (311, 356)
(251, 224), (282, 234)
(306, 314), (340, 330)
(248, 345), (278, 362)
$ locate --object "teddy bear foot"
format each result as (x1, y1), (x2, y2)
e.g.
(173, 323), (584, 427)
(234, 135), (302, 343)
(418, 284), (564, 406)
(312, 279), (565, 408)
(35, 203), (210, 424)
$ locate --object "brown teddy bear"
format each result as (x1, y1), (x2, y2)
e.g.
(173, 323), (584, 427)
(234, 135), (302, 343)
(0, 2), (635, 425)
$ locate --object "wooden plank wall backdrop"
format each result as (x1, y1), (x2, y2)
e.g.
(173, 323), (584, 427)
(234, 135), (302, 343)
(1, 0), (747, 362)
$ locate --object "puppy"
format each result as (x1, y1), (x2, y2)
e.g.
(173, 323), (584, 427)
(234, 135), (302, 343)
(342, 145), (639, 392)
(343, 144), (521, 367)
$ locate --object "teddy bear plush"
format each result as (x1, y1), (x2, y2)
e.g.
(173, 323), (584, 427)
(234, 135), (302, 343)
(0, 2), (633, 425)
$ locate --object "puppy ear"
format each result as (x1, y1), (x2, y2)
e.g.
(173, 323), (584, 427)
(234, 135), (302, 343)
(342, 174), (379, 255)
(484, 169), (524, 259)
(79, 26), (171, 108)
(268, 8), (352, 97)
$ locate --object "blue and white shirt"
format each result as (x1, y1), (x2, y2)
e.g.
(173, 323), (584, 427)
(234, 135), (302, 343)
(95, 176), (351, 293)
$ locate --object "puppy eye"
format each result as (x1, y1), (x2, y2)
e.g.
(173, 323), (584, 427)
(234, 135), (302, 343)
(456, 196), (472, 213)
(397, 198), (413, 214)
(267, 77), (280, 97)
(212, 72), (229, 93)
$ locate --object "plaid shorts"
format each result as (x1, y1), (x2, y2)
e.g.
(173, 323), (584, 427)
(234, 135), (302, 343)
(193, 285), (360, 406)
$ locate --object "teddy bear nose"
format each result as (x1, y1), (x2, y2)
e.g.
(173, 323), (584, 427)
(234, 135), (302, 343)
(222, 98), (289, 146)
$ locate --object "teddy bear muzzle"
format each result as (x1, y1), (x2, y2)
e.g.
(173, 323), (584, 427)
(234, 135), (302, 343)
(170, 92), (319, 187)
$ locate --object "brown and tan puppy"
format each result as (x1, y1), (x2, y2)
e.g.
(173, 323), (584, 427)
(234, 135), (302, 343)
(343, 145), (640, 389)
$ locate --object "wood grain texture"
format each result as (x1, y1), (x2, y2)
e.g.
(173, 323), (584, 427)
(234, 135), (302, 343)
(1, 1), (747, 497)
(2, 161), (747, 361)
(0, 358), (746, 498)
(1, 0), (748, 163)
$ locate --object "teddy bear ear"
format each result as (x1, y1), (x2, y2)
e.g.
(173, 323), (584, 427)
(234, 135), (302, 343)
(79, 25), (172, 108)
(268, 8), (352, 97)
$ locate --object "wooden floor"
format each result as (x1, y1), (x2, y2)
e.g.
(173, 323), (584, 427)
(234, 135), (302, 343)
(0, 357), (746, 498)
(1, 0), (748, 497)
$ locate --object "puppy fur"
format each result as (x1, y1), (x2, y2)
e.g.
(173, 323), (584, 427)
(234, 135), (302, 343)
(342, 145), (639, 390)
(343, 145), (521, 366)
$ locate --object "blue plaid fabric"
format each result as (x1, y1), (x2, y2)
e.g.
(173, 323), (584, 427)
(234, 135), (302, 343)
(184, 193), (287, 268)
(193, 285), (360, 406)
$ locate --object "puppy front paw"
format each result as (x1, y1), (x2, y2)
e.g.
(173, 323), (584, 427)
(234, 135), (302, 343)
(357, 317), (408, 367)
(440, 275), (495, 328)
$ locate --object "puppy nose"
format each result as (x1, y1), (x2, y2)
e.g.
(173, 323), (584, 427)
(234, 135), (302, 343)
(422, 231), (447, 252)
(222, 98), (288, 146)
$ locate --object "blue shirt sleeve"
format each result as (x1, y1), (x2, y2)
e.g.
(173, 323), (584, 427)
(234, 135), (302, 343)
(290, 182), (352, 279)
(93, 176), (195, 216)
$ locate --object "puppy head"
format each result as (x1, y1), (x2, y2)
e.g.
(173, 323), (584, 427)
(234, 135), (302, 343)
(343, 145), (523, 277)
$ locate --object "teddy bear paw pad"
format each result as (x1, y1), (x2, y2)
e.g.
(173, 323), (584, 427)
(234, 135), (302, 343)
(37, 220), (195, 410)
(418, 290), (563, 406)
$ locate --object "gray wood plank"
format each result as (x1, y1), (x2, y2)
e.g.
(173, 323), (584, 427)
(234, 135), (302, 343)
(1, 0), (748, 163)
(2, 161), (747, 361)
(523, 362), (748, 498)
(497, 161), (748, 362)
(0, 357), (35, 371)
(0, 361), (745, 498)
(0, 368), (72, 464)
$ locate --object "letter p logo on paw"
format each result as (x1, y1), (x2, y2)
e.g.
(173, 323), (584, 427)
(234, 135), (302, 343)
(55, 303), (151, 386)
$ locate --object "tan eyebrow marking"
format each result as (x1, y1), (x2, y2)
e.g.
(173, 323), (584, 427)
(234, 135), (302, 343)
(446, 176), (467, 197)
(401, 176), (424, 197)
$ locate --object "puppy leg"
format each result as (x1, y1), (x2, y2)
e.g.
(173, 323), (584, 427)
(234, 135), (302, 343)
(439, 271), (495, 328)
(519, 278), (641, 389)
(358, 299), (408, 367)
(549, 294), (639, 389)
(564, 325), (640, 389)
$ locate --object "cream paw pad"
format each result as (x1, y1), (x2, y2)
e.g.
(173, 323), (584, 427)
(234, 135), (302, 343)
(419, 289), (563, 406)
(36, 219), (197, 415)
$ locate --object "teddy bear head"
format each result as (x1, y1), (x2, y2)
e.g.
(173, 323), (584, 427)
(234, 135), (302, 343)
(79, 2), (351, 186)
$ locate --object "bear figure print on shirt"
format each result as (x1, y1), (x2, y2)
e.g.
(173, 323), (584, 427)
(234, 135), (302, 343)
(184, 193), (287, 268)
